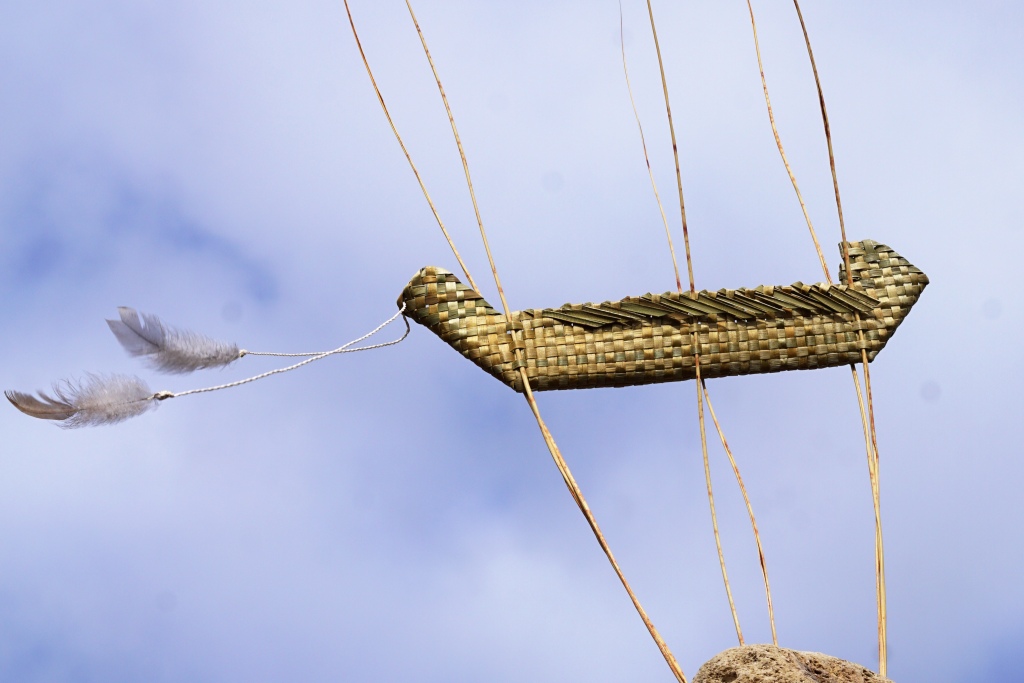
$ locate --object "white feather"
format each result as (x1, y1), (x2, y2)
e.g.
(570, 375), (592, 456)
(6, 374), (157, 428)
(107, 307), (240, 374)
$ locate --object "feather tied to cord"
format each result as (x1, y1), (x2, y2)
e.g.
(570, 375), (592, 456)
(5, 374), (158, 428)
(107, 307), (240, 374)
(7, 303), (407, 428)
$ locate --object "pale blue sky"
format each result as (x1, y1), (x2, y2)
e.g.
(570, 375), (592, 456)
(1, 2), (1021, 681)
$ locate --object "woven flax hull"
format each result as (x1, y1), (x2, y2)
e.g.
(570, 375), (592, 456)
(399, 240), (927, 392)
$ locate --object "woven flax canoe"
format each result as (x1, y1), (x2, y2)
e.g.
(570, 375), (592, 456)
(399, 240), (927, 392)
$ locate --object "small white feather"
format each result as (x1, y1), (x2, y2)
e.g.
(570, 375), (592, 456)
(107, 307), (240, 374)
(6, 373), (157, 428)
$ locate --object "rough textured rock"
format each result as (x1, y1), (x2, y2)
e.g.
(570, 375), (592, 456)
(693, 644), (891, 683)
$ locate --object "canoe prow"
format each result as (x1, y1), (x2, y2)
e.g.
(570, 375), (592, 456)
(399, 240), (927, 392)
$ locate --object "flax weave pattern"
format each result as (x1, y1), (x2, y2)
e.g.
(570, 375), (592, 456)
(399, 240), (927, 392)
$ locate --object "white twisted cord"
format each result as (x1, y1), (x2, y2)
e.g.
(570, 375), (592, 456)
(157, 303), (409, 400)
(242, 350), (330, 358)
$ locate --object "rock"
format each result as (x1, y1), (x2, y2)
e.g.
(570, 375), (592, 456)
(693, 644), (891, 683)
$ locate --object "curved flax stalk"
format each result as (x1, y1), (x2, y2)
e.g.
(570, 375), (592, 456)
(791, 0), (850, 280)
(696, 365), (743, 645)
(790, 1), (887, 672)
(402, 3), (686, 680)
(341, 0), (479, 294)
(859, 355), (887, 673)
(702, 381), (777, 646)
(744, 0), (831, 284)
(645, 0), (749, 645)
(520, 375), (687, 682)
(851, 363), (884, 663)
(619, 2), (681, 294)
(645, 0), (694, 293)
(404, 0), (502, 310)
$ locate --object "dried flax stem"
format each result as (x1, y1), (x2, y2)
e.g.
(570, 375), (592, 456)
(645, 0), (695, 291)
(791, 0), (851, 279)
(619, 1), (682, 293)
(404, 0), (504, 309)
(790, 1), (887, 672)
(521, 373), (687, 683)
(645, 0), (744, 645)
(401, 3), (686, 679)
(696, 363), (743, 645)
(860, 354), (887, 673)
(340, 0), (479, 293)
(850, 364), (885, 669)
(702, 381), (777, 646)
(744, 0), (831, 284)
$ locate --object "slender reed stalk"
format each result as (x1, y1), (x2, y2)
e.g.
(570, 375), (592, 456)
(340, 0), (479, 293)
(645, 0), (694, 292)
(643, 0), (749, 646)
(744, 0), (831, 284)
(702, 381), (777, 646)
(521, 374), (687, 682)
(696, 363), (743, 645)
(789, 1), (888, 671)
(619, 2), (681, 294)
(643, 0), (755, 645)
